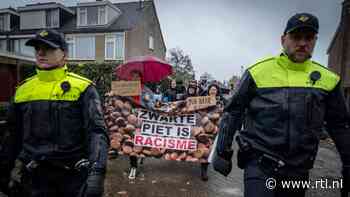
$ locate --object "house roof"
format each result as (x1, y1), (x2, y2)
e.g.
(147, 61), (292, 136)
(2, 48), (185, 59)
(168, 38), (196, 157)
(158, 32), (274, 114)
(0, 8), (19, 16)
(61, 1), (145, 34)
(1, 1), (149, 35)
(17, 2), (74, 15)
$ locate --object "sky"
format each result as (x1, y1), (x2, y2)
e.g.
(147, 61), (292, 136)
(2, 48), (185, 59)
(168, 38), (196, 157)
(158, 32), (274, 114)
(0, 0), (344, 81)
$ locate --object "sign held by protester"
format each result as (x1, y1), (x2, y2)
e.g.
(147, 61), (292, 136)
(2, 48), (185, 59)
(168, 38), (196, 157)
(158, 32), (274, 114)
(111, 80), (141, 96)
(186, 96), (216, 110)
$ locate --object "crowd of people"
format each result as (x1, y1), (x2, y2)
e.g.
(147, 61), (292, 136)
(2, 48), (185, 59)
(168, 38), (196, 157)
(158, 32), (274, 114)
(127, 78), (228, 181)
(136, 79), (228, 111)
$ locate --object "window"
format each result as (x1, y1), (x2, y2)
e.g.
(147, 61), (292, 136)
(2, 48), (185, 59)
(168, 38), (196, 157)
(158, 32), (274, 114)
(87, 7), (98, 25)
(98, 7), (106, 25)
(78, 6), (107, 26)
(115, 33), (124, 59)
(149, 35), (154, 50)
(78, 8), (87, 26)
(20, 39), (34, 56)
(66, 36), (75, 59)
(105, 36), (115, 60)
(0, 40), (7, 51)
(105, 33), (124, 60)
(46, 9), (59, 28)
(66, 35), (95, 60)
(0, 15), (4, 31)
(10, 39), (34, 56)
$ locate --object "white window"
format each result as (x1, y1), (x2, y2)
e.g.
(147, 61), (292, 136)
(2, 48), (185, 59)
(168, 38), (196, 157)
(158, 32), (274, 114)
(78, 6), (107, 26)
(65, 36), (75, 59)
(65, 35), (95, 60)
(20, 39), (35, 56)
(78, 8), (87, 26)
(98, 7), (106, 25)
(149, 35), (154, 50)
(105, 36), (115, 60)
(105, 33), (124, 60)
(11, 39), (34, 56)
(46, 9), (59, 28)
(115, 33), (124, 59)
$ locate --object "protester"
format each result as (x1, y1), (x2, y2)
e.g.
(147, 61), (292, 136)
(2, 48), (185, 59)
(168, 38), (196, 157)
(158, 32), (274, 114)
(207, 83), (226, 107)
(153, 86), (163, 104)
(215, 13), (350, 197)
(131, 71), (144, 106)
(184, 80), (198, 99)
(163, 80), (177, 102)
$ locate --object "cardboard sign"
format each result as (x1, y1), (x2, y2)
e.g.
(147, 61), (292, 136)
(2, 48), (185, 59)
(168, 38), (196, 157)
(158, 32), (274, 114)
(134, 134), (197, 151)
(138, 109), (196, 126)
(111, 80), (141, 96)
(186, 96), (216, 110)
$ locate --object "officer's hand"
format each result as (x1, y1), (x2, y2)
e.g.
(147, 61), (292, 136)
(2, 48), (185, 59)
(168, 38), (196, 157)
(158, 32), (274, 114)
(342, 167), (350, 197)
(7, 160), (24, 196)
(213, 149), (233, 177)
(85, 171), (105, 197)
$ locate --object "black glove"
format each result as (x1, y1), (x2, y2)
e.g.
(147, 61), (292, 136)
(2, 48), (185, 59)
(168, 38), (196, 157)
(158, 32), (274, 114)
(8, 159), (24, 196)
(213, 149), (233, 177)
(85, 171), (105, 197)
(342, 167), (350, 197)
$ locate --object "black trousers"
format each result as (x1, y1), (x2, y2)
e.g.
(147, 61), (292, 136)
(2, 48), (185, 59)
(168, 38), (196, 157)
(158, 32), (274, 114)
(244, 159), (309, 197)
(22, 164), (88, 197)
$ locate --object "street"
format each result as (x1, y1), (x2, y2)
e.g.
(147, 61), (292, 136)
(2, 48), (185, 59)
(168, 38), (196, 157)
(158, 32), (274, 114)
(105, 140), (342, 197)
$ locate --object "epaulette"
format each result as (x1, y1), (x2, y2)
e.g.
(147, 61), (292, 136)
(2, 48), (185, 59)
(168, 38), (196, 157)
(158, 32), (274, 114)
(67, 72), (94, 85)
(312, 60), (338, 76)
(16, 75), (35, 88)
(248, 56), (275, 70)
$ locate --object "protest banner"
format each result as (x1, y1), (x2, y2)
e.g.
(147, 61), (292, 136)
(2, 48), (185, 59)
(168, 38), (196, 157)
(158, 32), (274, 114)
(111, 80), (141, 96)
(104, 95), (223, 163)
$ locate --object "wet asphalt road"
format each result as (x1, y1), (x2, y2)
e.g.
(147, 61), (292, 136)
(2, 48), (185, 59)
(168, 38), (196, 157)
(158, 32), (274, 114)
(104, 140), (343, 197)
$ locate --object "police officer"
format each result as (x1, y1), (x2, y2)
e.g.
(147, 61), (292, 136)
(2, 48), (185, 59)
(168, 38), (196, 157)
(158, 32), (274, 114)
(215, 13), (350, 197)
(7, 29), (109, 197)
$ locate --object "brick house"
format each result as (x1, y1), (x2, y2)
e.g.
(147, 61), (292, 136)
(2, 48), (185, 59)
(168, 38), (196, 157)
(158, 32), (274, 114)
(328, 0), (350, 105)
(0, 0), (166, 103)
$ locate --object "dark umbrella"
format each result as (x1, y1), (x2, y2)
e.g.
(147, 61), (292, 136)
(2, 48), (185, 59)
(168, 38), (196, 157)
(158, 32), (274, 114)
(115, 55), (173, 82)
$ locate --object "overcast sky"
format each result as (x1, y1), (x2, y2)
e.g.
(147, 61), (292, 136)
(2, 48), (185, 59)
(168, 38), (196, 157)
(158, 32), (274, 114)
(0, 0), (344, 81)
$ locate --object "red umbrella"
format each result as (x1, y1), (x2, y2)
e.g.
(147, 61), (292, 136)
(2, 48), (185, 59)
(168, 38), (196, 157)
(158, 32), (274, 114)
(116, 56), (173, 82)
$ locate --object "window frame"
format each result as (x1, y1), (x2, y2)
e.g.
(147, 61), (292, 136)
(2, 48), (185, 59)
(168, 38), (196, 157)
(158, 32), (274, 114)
(65, 35), (76, 60)
(46, 9), (59, 28)
(104, 32), (125, 61)
(78, 7), (87, 26)
(105, 35), (116, 60)
(98, 6), (107, 25)
(67, 34), (95, 60)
